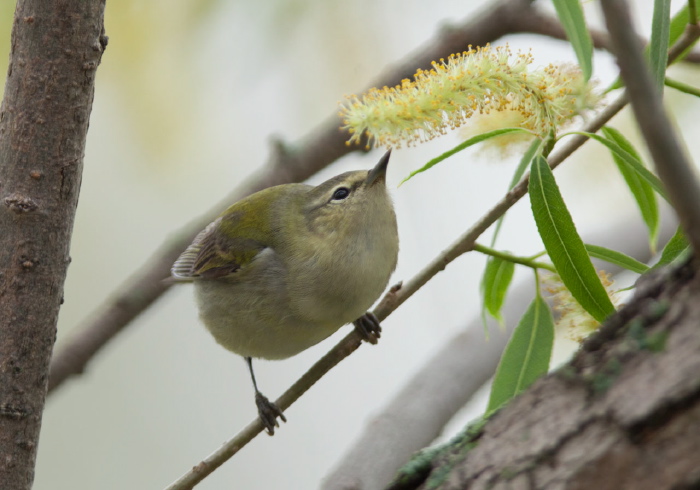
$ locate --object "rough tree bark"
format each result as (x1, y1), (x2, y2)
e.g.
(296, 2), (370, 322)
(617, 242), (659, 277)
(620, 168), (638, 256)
(0, 1), (106, 488)
(389, 258), (700, 490)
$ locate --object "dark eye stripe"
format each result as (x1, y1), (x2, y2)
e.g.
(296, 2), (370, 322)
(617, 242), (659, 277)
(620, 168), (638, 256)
(332, 187), (350, 201)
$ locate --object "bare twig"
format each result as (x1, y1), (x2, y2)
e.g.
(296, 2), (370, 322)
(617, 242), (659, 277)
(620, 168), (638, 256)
(601, 1), (700, 252)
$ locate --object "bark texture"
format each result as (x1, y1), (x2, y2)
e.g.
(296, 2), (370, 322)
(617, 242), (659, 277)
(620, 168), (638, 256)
(390, 259), (700, 490)
(0, 1), (106, 488)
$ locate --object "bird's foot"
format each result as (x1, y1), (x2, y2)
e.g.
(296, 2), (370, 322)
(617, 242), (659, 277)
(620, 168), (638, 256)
(255, 392), (286, 436)
(353, 312), (382, 345)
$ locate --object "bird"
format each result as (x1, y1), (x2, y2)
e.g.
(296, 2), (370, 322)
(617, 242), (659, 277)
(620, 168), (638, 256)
(171, 151), (399, 434)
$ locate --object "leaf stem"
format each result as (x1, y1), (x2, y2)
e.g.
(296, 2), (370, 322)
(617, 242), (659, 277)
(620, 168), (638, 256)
(473, 243), (556, 272)
(527, 250), (549, 260)
(689, 0), (698, 25)
(665, 76), (700, 97)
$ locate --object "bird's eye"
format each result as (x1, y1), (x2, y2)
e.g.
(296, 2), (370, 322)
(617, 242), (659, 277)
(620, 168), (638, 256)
(331, 187), (351, 201)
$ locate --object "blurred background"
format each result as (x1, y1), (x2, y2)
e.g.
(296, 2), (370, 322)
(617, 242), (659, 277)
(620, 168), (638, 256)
(0, 0), (698, 488)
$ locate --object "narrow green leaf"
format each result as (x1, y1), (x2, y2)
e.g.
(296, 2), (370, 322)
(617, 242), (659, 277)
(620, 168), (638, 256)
(570, 131), (669, 202)
(601, 127), (659, 250)
(607, 4), (690, 92)
(665, 77), (700, 98)
(551, 0), (594, 81)
(650, 0), (672, 93)
(491, 138), (544, 246)
(653, 226), (691, 268)
(668, 4), (690, 46)
(481, 257), (516, 324)
(529, 156), (616, 322)
(508, 138), (543, 190)
(487, 295), (554, 412)
(401, 128), (534, 184)
(585, 244), (650, 274)
(668, 3), (698, 61)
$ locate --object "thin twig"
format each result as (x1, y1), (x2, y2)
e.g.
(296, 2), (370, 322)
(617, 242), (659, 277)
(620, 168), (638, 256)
(472, 243), (556, 272)
(665, 76), (700, 97)
(601, 0), (700, 253)
(373, 95), (628, 319)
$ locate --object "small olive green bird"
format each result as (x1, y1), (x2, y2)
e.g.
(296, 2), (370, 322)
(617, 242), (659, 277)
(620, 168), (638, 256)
(171, 151), (399, 434)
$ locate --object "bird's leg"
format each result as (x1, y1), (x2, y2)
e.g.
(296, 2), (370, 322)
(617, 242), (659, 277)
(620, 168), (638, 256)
(245, 357), (286, 435)
(352, 312), (382, 344)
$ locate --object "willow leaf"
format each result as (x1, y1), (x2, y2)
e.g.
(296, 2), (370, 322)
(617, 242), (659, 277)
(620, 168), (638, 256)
(650, 0), (672, 93)
(401, 128), (533, 184)
(585, 244), (650, 274)
(601, 127), (659, 250)
(487, 295), (554, 412)
(552, 0), (593, 81)
(529, 156), (615, 322)
(481, 257), (516, 324)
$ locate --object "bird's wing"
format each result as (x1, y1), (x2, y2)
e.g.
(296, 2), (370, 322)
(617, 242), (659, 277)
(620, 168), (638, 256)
(171, 218), (267, 281)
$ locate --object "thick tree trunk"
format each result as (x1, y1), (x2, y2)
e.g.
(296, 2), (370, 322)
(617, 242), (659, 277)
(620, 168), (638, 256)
(391, 259), (700, 490)
(0, 1), (106, 488)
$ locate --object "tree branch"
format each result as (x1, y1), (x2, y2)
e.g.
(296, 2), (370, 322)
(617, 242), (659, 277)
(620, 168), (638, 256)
(0, 1), (106, 488)
(600, 0), (700, 253)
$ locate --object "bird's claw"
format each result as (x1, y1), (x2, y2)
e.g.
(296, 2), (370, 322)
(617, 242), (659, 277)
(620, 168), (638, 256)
(353, 312), (382, 345)
(255, 392), (286, 436)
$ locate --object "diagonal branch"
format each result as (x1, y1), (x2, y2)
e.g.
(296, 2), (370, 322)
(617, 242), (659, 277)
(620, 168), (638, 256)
(391, 257), (700, 489)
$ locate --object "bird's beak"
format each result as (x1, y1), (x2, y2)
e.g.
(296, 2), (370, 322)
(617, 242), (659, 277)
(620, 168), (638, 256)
(366, 150), (391, 187)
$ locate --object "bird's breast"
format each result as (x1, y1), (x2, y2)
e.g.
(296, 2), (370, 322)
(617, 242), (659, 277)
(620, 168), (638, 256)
(287, 215), (398, 327)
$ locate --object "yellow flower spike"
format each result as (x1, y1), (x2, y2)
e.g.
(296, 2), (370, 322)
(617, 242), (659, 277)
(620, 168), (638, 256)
(339, 45), (599, 150)
(542, 271), (622, 343)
